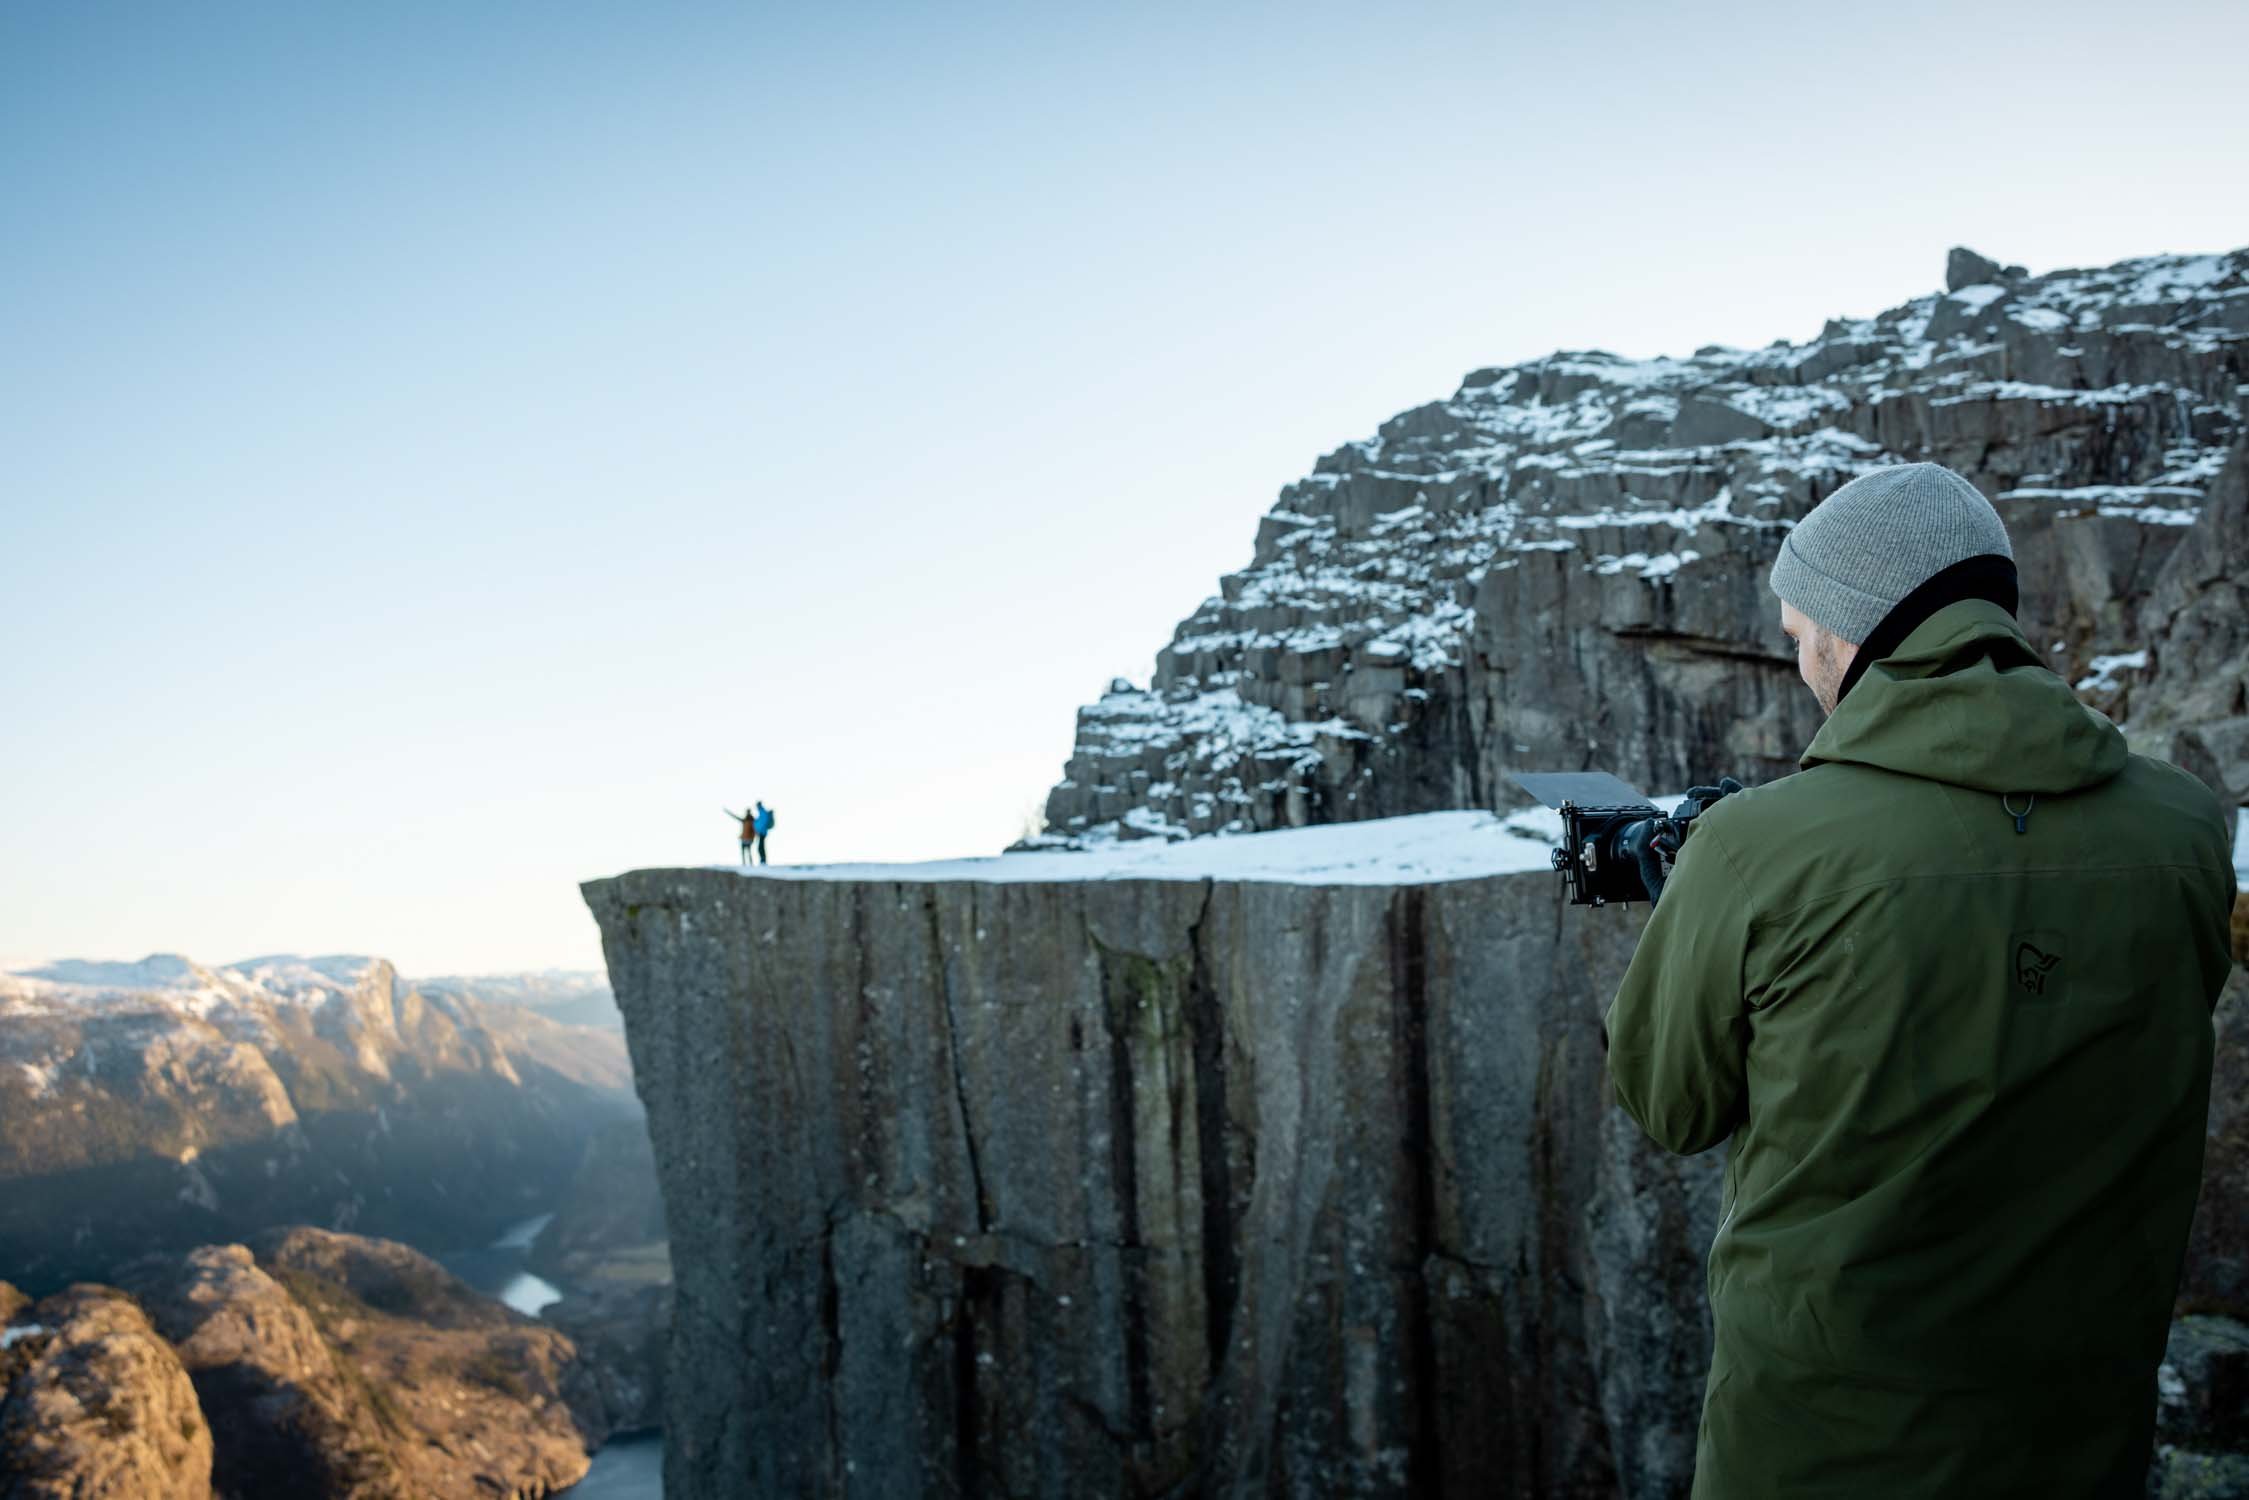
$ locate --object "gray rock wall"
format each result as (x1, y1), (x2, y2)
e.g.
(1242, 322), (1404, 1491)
(587, 867), (1721, 1499)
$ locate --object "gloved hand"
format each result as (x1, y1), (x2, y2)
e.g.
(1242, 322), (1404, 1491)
(1617, 816), (1684, 906)
(1673, 776), (1746, 823)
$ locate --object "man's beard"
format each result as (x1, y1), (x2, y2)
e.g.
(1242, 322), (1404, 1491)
(1811, 637), (1849, 716)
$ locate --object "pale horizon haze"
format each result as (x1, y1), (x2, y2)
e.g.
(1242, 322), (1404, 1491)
(4, 0), (2245, 972)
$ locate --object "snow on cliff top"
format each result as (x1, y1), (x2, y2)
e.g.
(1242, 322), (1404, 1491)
(712, 808), (1571, 886)
(704, 802), (2249, 889)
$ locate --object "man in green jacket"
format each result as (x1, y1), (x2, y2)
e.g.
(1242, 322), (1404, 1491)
(1605, 462), (2236, 1498)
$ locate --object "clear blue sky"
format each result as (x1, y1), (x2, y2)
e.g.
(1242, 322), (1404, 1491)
(3, 0), (2243, 973)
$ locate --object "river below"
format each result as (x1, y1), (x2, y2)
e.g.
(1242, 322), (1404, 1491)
(437, 1213), (665, 1497)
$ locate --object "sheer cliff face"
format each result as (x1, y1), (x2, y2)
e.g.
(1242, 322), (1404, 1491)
(586, 861), (1727, 1499)
(1031, 248), (2247, 845)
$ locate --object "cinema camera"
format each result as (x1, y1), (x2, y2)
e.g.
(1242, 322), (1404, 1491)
(1513, 771), (1743, 908)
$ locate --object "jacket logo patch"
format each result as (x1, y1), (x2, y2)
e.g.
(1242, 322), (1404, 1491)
(2015, 943), (2062, 996)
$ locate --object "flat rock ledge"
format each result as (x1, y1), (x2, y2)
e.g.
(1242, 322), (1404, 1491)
(585, 827), (2247, 1499)
(586, 850), (1714, 1500)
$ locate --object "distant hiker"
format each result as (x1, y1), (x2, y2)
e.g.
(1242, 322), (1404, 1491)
(723, 802), (775, 865)
(1605, 463), (2234, 1497)
(723, 807), (757, 865)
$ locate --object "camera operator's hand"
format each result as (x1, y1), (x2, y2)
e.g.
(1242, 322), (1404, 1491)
(1618, 817), (1683, 905)
(1673, 776), (1746, 823)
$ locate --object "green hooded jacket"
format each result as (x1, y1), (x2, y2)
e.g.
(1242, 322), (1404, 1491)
(1605, 599), (2236, 1499)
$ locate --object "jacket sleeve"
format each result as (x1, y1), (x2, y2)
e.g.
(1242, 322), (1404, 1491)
(1604, 818), (1756, 1156)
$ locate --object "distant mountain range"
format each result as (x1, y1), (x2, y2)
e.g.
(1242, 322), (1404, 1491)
(0, 954), (638, 1293)
(8, 955), (621, 1028)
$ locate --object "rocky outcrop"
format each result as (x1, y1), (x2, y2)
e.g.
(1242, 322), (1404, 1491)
(587, 846), (1708, 1498)
(2153, 1317), (2249, 1498)
(2136, 439), (2249, 813)
(1028, 247), (2246, 845)
(586, 836), (2247, 1499)
(124, 1229), (596, 1499)
(0, 955), (639, 1291)
(1945, 246), (2026, 293)
(125, 1243), (402, 1498)
(0, 1284), (213, 1499)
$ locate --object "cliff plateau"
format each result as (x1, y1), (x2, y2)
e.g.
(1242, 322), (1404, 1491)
(584, 823), (2249, 1498)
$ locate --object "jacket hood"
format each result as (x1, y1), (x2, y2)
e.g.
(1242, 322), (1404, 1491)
(1800, 599), (2128, 794)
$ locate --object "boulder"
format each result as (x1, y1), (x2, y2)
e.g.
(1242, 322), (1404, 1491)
(1946, 246), (2008, 291)
(126, 1230), (597, 1500)
(2152, 1317), (2249, 1498)
(0, 1285), (212, 1500)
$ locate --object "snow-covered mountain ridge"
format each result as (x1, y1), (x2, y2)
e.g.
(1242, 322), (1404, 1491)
(1032, 246), (2249, 846)
(1, 955), (610, 1018)
(0, 953), (636, 1292)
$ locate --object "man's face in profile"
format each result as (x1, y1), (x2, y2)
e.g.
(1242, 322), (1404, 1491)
(1781, 602), (1858, 717)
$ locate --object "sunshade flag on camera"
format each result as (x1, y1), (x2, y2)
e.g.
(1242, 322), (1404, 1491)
(1511, 771), (1658, 812)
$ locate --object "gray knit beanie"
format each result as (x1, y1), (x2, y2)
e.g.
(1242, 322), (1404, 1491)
(1768, 462), (2014, 643)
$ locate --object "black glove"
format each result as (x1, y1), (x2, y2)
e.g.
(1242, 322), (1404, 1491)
(1617, 817), (1684, 906)
(1673, 776), (1746, 824)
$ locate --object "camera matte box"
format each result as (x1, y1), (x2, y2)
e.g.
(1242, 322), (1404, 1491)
(1511, 770), (1657, 811)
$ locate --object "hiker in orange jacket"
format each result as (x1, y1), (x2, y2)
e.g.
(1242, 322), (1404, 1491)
(723, 806), (756, 865)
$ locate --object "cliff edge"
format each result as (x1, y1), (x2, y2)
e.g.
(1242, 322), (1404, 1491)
(587, 812), (2247, 1498)
(587, 814), (1721, 1498)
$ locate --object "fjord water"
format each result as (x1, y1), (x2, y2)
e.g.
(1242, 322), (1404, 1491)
(436, 1212), (566, 1316)
(439, 1214), (663, 1497)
